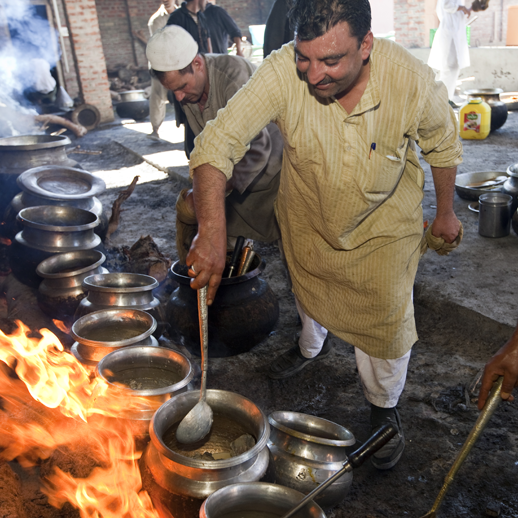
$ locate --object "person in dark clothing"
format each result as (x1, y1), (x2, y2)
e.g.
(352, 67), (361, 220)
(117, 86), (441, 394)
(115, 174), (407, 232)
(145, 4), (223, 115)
(263, 0), (294, 58)
(201, 0), (244, 56)
(166, 0), (212, 53)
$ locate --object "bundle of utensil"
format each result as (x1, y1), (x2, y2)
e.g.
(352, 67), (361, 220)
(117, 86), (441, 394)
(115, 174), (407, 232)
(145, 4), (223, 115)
(227, 236), (255, 277)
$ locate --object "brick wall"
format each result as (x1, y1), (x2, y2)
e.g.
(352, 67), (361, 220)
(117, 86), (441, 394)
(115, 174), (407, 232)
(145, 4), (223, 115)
(395, 0), (518, 48)
(62, 0), (113, 123)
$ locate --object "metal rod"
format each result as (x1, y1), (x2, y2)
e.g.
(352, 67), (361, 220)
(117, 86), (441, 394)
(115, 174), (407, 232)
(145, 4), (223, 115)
(51, 0), (69, 73)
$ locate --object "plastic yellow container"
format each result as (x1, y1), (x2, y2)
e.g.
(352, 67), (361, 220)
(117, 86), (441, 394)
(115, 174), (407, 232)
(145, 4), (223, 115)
(459, 98), (491, 140)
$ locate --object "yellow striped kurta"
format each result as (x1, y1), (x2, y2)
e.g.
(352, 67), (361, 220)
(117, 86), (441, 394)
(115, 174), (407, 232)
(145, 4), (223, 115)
(189, 38), (463, 358)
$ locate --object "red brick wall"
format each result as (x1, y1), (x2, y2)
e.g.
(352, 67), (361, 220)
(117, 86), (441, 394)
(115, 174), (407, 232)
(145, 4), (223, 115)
(394, 0), (427, 48)
(62, 0), (113, 123)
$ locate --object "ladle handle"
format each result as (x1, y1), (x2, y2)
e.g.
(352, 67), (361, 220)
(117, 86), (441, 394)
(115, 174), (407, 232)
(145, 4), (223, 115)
(198, 285), (208, 400)
(281, 425), (396, 518)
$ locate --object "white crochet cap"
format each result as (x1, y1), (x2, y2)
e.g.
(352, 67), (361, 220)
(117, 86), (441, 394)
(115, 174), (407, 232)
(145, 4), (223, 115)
(146, 25), (198, 72)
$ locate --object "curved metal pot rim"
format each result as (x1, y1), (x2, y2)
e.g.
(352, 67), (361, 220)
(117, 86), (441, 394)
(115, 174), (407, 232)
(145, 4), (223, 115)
(83, 272), (160, 292)
(268, 410), (355, 447)
(15, 232), (101, 254)
(17, 205), (100, 231)
(71, 308), (157, 347)
(170, 259), (265, 286)
(507, 164), (518, 177)
(465, 88), (504, 96)
(16, 165), (106, 200)
(151, 388), (270, 469)
(95, 345), (194, 397)
(0, 134), (71, 151)
(36, 250), (106, 279)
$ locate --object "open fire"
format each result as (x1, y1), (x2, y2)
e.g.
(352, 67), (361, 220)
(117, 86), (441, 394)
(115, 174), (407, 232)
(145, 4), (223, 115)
(0, 320), (160, 518)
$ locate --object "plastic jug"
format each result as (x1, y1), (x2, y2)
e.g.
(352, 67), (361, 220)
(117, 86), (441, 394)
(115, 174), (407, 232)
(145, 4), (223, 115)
(459, 98), (491, 140)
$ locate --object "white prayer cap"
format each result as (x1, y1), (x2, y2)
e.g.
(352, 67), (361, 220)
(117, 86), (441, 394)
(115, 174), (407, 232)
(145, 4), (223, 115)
(146, 25), (198, 72)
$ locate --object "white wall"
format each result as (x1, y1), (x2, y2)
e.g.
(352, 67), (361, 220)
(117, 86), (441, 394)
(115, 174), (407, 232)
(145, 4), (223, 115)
(370, 0), (394, 35)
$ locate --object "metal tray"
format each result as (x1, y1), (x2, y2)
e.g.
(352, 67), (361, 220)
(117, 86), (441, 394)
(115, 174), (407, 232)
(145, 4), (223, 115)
(455, 171), (508, 201)
(501, 92), (518, 111)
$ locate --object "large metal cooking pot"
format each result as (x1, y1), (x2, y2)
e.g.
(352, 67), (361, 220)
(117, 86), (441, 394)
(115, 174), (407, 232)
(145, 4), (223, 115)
(71, 308), (157, 365)
(267, 411), (355, 510)
(75, 272), (166, 339)
(465, 88), (508, 132)
(454, 171), (508, 201)
(36, 250), (109, 322)
(0, 135), (80, 217)
(16, 205), (101, 252)
(115, 91), (149, 121)
(199, 482), (326, 518)
(141, 389), (270, 499)
(167, 257), (279, 357)
(94, 345), (194, 437)
(119, 90), (147, 102)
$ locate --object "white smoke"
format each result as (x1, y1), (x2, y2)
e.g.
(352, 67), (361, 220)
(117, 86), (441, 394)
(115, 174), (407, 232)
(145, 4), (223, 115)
(0, 0), (62, 137)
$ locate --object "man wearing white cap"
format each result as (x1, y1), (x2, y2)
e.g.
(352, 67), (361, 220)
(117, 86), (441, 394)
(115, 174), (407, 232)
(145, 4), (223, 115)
(146, 25), (282, 260)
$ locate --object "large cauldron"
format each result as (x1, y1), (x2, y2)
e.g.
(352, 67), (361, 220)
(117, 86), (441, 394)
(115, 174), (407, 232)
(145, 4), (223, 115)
(465, 88), (508, 132)
(141, 389), (270, 499)
(115, 91), (150, 121)
(167, 257), (279, 357)
(0, 135), (79, 217)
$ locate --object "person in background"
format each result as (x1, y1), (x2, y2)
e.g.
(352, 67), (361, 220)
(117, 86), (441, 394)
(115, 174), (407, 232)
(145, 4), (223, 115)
(428, 0), (471, 104)
(478, 325), (518, 409)
(146, 25), (282, 262)
(263, 0), (294, 58)
(147, 0), (178, 140)
(201, 0), (244, 56)
(167, 0), (212, 52)
(183, 0), (463, 471)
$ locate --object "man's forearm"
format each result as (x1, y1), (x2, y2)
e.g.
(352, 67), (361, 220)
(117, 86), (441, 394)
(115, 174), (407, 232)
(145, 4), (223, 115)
(234, 36), (244, 57)
(431, 166), (457, 217)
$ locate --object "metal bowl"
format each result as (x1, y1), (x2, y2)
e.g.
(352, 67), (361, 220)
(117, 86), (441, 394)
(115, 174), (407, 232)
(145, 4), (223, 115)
(16, 205), (100, 252)
(0, 134), (71, 151)
(118, 90), (147, 102)
(17, 165), (106, 200)
(200, 482), (326, 518)
(455, 171), (508, 201)
(37, 249), (107, 281)
(501, 92), (518, 111)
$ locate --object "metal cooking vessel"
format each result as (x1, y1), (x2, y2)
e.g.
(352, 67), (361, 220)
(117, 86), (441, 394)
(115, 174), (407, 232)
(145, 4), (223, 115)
(16, 205), (101, 252)
(118, 90), (147, 102)
(71, 308), (157, 361)
(141, 389), (270, 499)
(94, 345), (194, 436)
(36, 250), (109, 321)
(200, 482), (326, 518)
(454, 171), (508, 201)
(75, 273), (166, 339)
(0, 135), (80, 216)
(267, 411), (355, 510)
(465, 88), (508, 132)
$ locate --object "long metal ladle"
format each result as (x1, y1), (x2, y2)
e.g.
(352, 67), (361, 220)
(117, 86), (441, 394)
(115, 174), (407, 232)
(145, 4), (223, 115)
(176, 285), (214, 444)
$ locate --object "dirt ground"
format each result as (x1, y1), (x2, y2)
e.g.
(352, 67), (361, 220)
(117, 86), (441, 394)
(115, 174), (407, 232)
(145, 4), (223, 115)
(4, 113), (518, 518)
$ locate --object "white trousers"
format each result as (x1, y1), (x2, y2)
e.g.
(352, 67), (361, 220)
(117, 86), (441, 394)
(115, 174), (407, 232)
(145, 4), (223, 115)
(295, 295), (411, 408)
(437, 40), (460, 100)
(149, 76), (168, 133)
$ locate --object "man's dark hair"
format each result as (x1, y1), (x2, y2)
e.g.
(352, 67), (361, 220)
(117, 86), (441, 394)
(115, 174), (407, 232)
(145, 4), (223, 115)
(288, 0), (371, 45)
(150, 60), (196, 81)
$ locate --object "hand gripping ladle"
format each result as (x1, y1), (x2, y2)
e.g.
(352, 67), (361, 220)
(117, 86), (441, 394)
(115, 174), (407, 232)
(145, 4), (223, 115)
(176, 285), (213, 444)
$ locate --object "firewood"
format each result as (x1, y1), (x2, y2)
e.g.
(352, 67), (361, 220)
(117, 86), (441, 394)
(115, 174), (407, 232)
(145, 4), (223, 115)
(104, 176), (140, 242)
(34, 114), (87, 138)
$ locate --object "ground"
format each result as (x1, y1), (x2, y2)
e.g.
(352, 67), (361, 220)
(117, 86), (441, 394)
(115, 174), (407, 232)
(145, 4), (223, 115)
(5, 107), (518, 518)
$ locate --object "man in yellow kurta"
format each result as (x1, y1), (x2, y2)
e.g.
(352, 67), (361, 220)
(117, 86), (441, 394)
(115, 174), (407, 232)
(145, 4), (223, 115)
(185, 0), (463, 470)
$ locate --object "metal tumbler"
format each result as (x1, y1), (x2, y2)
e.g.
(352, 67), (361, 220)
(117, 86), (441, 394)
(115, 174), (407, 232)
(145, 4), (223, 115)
(478, 193), (513, 238)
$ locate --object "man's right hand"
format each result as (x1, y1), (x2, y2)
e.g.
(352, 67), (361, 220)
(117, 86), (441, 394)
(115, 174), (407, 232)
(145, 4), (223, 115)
(186, 163), (228, 305)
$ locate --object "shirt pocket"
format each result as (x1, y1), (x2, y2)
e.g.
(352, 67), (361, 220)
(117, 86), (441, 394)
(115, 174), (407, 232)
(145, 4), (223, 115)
(355, 138), (408, 204)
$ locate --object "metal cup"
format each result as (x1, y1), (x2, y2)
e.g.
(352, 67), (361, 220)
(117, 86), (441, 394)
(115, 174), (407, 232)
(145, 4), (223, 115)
(478, 193), (513, 238)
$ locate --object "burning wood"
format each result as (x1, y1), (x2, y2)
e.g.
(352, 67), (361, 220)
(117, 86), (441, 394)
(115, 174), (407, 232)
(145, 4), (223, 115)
(105, 176), (140, 243)
(122, 236), (172, 284)
(0, 321), (162, 518)
(34, 115), (87, 138)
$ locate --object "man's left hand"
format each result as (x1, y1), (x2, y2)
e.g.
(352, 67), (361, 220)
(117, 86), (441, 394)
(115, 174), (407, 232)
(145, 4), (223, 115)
(431, 211), (461, 243)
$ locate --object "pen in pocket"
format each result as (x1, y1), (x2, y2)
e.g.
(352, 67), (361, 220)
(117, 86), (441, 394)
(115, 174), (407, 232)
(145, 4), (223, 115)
(369, 142), (376, 159)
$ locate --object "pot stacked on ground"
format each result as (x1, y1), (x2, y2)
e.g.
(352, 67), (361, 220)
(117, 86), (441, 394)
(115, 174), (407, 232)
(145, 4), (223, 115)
(115, 90), (150, 121)
(71, 308), (158, 371)
(465, 88), (508, 132)
(75, 272), (166, 339)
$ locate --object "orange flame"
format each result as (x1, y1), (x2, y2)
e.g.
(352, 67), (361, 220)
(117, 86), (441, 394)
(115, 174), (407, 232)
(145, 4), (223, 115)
(0, 321), (160, 518)
(53, 319), (72, 334)
(0, 237), (11, 245)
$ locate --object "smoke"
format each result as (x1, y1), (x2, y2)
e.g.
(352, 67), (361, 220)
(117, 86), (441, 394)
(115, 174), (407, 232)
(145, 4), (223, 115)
(0, 0), (61, 137)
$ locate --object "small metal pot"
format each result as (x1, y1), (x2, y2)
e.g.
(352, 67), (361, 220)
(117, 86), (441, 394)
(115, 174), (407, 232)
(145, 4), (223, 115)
(16, 205), (101, 252)
(75, 273), (166, 339)
(200, 482), (326, 518)
(119, 90), (147, 102)
(267, 411), (355, 510)
(36, 250), (109, 322)
(141, 389), (270, 499)
(94, 345), (194, 437)
(478, 193), (513, 238)
(115, 96), (150, 121)
(71, 308), (157, 363)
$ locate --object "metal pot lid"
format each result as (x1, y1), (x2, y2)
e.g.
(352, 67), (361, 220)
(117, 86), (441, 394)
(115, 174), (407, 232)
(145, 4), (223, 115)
(17, 165), (106, 200)
(0, 134), (71, 151)
(465, 88), (504, 96)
